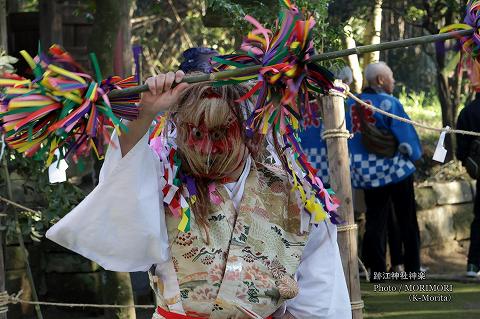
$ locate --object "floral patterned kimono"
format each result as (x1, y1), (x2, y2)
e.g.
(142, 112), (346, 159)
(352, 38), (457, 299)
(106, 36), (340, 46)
(46, 133), (351, 319)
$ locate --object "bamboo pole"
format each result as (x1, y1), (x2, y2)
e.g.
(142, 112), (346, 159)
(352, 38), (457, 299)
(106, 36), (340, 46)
(107, 28), (474, 98)
(321, 91), (362, 319)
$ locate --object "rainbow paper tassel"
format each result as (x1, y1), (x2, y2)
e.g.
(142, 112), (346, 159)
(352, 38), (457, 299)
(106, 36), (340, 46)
(212, 2), (340, 225)
(0, 45), (140, 164)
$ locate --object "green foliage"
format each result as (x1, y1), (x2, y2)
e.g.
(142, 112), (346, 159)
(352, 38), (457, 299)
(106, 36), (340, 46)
(0, 50), (84, 242)
(205, 0), (277, 30)
(14, 0), (39, 12)
(400, 88), (441, 113)
(134, 0), (343, 75)
(399, 87), (442, 144)
(2, 149), (85, 242)
(204, 0), (343, 67)
(397, 88), (469, 182)
(132, 0), (237, 74)
(297, 0), (344, 62)
(398, 88), (441, 176)
(404, 6), (425, 23)
(396, 0), (465, 31)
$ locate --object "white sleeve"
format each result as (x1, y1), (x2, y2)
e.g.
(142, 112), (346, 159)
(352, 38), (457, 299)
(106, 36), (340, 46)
(46, 132), (170, 272)
(285, 222), (352, 319)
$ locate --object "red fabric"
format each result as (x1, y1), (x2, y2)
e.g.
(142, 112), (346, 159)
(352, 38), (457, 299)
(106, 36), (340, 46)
(156, 306), (273, 319)
(156, 307), (208, 319)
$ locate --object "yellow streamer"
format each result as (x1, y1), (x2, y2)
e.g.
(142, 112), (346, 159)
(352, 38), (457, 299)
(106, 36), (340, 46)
(439, 23), (472, 34)
(247, 33), (267, 46)
(288, 161), (306, 203)
(3, 123), (16, 131)
(231, 75), (258, 81)
(19, 50), (36, 70)
(52, 90), (83, 104)
(178, 208), (189, 232)
(290, 41), (300, 49)
(9, 100), (53, 108)
(269, 73), (281, 83)
(305, 195), (327, 223)
(5, 88), (34, 94)
(0, 79), (31, 86)
(88, 83), (98, 101)
(302, 19), (310, 48)
(46, 139), (58, 167)
(285, 65), (298, 78)
(261, 116), (270, 134)
(114, 125), (121, 137)
(48, 64), (86, 84)
(89, 139), (104, 160)
(17, 138), (43, 152)
(291, 116), (299, 130)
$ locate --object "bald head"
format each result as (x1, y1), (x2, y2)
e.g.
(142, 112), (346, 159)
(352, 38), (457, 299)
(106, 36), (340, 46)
(365, 62), (395, 94)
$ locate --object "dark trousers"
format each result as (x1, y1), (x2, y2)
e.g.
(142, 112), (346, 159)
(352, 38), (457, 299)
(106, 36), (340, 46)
(469, 181), (480, 266)
(387, 203), (404, 267)
(362, 175), (420, 277)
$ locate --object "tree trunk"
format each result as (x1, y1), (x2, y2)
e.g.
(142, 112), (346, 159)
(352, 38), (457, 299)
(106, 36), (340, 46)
(344, 18), (363, 93)
(88, 0), (134, 78)
(113, 0), (134, 77)
(103, 271), (136, 319)
(422, 1), (463, 162)
(436, 71), (454, 162)
(362, 0), (382, 68)
(39, 0), (63, 48)
(88, 2), (136, 319)
(434, 56), (463, 162)
(434, 39), (461, 162)
(0, 0), (7, 52)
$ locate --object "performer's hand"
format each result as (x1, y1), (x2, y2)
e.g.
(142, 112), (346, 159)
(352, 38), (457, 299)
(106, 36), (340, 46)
(139, 70), (190, 117)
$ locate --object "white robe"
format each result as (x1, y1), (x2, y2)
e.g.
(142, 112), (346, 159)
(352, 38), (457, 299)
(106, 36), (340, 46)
(46, 133), (351, 319)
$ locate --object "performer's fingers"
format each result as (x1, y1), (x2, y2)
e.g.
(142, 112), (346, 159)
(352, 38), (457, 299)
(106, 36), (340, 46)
(172, 82), (190, 95)
(174, 70), (185, 83)
(145, 77), (156, 95)
(164, 71), (175, 92)
(155, 74), (166, 95)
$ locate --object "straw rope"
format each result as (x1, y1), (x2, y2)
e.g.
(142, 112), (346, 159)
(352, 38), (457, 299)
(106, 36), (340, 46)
(0, 195), (41, 215)
(350, 300), (365, 310)
(0, 290), (155, 310)
(321, 129), (352, 140)
(337, 223), (358, 233)
(1, 290), (371, 313)
(344, 90), (480, 137)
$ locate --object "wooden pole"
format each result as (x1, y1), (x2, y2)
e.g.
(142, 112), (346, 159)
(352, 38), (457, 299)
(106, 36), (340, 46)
(321, 90), (362, 319)
(314, 28), (472, 62)
(107, 28), (473, 98)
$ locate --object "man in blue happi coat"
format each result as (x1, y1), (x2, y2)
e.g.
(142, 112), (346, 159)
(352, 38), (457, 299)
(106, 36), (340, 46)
(346, 62), (422, 280)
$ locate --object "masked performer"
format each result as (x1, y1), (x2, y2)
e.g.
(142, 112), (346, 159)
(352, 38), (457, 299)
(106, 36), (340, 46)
(46, 69), (350, 318)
